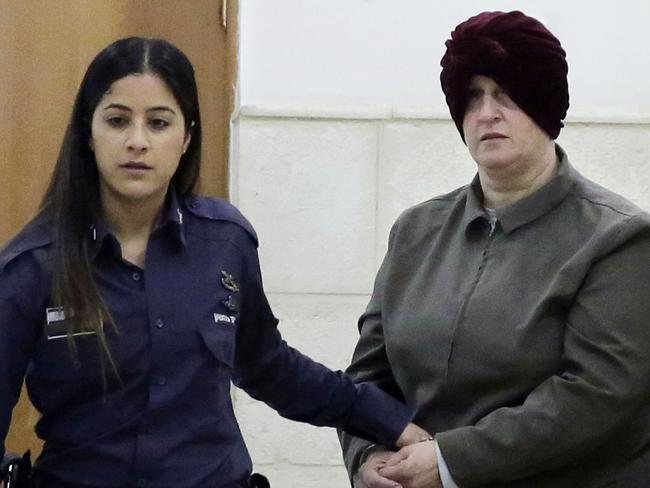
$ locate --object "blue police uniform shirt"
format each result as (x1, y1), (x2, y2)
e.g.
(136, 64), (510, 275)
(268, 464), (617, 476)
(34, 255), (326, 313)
(0, 192), (411, 488)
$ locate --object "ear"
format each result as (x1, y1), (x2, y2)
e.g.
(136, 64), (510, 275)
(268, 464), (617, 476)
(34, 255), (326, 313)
(182, 132), (192, 155)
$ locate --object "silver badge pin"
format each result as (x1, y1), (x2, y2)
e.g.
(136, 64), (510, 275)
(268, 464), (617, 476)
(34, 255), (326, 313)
(220, 270), (239, 292)
(221, 295), (237, 312)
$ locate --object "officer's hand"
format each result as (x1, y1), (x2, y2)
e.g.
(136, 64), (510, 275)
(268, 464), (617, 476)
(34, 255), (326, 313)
(395, 422), (432, 448)
(355, 451), (402, 488)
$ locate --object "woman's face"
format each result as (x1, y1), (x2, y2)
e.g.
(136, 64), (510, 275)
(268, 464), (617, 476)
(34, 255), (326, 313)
(90, 72), (190, 207)
(462, 75), (551, 176)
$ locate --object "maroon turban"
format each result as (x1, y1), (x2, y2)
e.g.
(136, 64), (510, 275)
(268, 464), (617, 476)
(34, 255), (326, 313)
(440, 11), (569, 141)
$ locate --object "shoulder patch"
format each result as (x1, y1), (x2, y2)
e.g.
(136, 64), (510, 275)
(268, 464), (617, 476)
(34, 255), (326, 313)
(183, 195), (258, 244)
(0, 215), (53, 272)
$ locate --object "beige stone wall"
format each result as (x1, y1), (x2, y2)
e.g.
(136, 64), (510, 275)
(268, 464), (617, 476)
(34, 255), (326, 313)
(230, 110), (650, 486)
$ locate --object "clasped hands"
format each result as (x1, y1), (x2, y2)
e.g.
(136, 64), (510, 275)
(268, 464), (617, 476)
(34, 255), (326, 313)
(355, 423), (443, 488)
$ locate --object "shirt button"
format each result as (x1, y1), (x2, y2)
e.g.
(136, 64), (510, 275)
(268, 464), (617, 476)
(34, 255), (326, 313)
(157, 375), (167, 385)
(132, 271), (141, 281)
(155, 318), (164, 328)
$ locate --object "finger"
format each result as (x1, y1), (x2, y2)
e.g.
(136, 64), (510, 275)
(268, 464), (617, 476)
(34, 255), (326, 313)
(378, 464), (409, 483)
(363, 467), (404, 488)
(366, 450), (396, 470)
(383, 449), (409, 467)
(367, 458), (386, 469)
(367, 479), (403, 488)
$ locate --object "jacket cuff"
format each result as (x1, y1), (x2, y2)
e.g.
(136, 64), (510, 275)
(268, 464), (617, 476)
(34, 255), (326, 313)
(346, 382), (413, 447)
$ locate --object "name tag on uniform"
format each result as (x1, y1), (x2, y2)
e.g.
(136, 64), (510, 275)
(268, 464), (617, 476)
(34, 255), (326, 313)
(214, 313), (236, 326)
(45, 307), (96, 340)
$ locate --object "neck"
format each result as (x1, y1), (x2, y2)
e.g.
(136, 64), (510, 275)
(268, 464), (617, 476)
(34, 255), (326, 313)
(100, 188), (168, 266)
(480, 143), (558, 208)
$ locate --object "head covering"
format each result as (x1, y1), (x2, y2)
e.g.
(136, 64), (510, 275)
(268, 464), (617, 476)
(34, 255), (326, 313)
(440, 11), (569, 141)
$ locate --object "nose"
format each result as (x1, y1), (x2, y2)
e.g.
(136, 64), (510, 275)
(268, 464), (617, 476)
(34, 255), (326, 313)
(126, 122), (150, 153)
(477, 95), (501, 122)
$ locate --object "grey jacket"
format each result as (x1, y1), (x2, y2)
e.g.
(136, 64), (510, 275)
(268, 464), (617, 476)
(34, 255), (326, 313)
(340, 147), (650, 487)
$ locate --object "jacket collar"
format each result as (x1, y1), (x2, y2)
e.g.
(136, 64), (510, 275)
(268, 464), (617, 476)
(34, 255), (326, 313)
(464, 145), (575, 236)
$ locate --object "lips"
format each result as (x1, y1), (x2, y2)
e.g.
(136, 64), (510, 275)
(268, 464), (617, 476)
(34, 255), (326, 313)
(480, 133), (507, 141)
(120, 161), (152, 170)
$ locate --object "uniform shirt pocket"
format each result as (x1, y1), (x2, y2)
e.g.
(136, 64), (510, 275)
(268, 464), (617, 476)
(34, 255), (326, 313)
(197, 319), (236, 369)
(31, 333), (102, 380)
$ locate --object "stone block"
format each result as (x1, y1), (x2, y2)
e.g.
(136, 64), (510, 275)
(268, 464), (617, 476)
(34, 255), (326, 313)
(235, 118), (379, 294)
(377, 119), (476, 262)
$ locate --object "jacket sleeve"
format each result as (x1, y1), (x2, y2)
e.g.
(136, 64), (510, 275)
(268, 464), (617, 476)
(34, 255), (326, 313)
(0, 251), (46, 459)
(232, 238), (412, 449)
(437, 216), (650, 486)
(338, 221), (408, 479)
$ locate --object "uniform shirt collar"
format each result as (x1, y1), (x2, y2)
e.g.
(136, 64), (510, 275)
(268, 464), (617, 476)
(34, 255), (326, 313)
(89, 188), (187, 262)
(158, 187), (186, 247)
(464, 144), (575, 236)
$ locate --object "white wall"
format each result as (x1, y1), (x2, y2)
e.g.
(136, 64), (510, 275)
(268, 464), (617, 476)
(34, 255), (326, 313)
(240, 0), (650, 119)
(231, 3), (650, 486)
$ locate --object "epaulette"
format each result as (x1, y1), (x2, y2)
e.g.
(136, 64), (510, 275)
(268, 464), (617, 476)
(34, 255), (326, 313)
(0, 215), (53, 272)
(183, 195), (258, 245)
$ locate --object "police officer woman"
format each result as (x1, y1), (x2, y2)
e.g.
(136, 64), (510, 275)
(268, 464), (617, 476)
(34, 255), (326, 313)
(0, 37), (424, 488)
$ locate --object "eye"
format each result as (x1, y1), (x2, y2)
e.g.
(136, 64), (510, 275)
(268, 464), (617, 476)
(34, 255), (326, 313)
(149, 118), (170, 130)
(106, 115), (128, 128)
(495, 90), (516, 109)
(466, 87), (481, 99)
(465, 88), (482, 111)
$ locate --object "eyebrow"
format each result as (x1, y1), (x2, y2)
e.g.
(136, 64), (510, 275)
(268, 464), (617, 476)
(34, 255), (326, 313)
(102, 103), (177, 115)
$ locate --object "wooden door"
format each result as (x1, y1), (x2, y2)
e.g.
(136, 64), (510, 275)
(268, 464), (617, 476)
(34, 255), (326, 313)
(0, 0), (238, 456)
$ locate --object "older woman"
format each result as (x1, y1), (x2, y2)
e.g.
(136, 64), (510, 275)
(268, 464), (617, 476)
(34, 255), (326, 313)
(340, 11), (650, 488)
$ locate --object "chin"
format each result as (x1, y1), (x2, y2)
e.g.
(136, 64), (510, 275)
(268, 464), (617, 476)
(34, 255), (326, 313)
(475, 150), (518, 170)
(110, 185), (167, 204)
(477, 157), (512, 170)
(127, 190), (167, 203)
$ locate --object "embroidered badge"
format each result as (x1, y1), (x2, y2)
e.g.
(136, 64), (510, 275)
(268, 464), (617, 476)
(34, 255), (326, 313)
(45, 307), (96, 340)
(214, 313), (237, 326)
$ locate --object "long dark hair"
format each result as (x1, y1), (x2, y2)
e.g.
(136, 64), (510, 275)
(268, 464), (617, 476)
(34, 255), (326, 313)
(39, 37), (202, 373)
